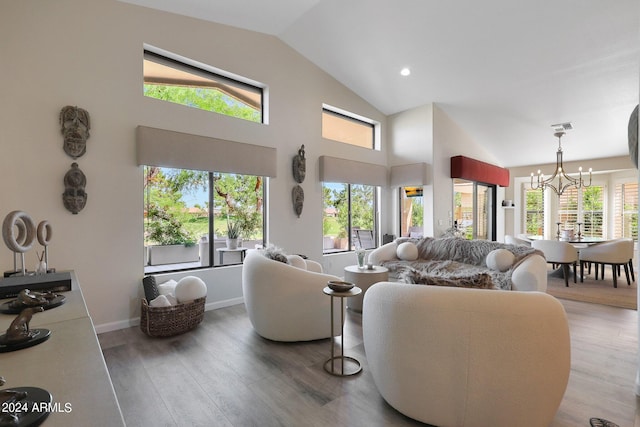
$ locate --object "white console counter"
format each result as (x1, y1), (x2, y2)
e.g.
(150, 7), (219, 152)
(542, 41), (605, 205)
(0, 272), (125, 426)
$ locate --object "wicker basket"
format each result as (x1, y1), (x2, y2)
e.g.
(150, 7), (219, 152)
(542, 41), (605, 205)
(140, 275), (206, 337)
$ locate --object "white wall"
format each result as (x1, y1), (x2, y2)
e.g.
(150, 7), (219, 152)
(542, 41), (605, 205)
(0, 0), (387, 331)
(387, 104), (434, 237)
(432, 105), (501, 236)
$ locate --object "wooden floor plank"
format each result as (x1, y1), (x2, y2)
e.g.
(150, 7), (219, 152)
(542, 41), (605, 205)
(100, 298), (638, 427)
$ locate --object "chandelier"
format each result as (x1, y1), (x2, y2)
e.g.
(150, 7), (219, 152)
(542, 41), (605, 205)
(530, 131), (592, 196)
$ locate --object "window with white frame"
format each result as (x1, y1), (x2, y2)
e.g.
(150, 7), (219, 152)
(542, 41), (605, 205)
(557, 185), (604, 238)
(614, 182), (638, 239)
(524, 186), (544, 236)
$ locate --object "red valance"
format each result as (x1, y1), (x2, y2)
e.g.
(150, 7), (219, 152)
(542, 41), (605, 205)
(450, 155), (509, 187)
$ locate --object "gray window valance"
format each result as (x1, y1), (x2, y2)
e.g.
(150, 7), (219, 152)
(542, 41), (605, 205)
(390, 163), (428, 186)
(136, 126), (277, 177)
(319, 155), (387, 186)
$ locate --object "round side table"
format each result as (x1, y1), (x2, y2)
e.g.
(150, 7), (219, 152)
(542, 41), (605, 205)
(323, 286), (362, 376)
(344, 265), (389, 312)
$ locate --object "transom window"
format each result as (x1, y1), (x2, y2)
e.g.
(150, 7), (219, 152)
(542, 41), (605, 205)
(322, 106), (376, 149)
(143, 48), (264, 123)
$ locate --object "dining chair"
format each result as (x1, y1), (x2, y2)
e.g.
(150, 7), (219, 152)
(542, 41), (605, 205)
(531, 240), (578, 287)
(578, 238), (634, 288)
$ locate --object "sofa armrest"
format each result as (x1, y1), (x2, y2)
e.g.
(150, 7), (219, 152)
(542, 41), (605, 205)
(368, 241), (398, 265)
(511, 254), (547, 292)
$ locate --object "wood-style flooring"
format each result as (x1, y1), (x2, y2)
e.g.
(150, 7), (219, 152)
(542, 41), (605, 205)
(99, 298), (640, 427)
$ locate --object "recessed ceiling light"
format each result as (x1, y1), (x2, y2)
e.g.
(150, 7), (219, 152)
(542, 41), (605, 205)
(400, 67), (411, 76)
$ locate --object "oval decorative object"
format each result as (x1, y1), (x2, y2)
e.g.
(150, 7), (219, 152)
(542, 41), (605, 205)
(2, 211), (36, 253)
(37, 220), (53, 246)
(292, 185), (304, 217)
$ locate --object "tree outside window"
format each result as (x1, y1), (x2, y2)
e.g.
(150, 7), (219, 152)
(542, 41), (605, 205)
(323, 183), (377, 252)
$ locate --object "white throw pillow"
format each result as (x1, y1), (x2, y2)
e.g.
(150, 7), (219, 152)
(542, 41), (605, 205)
(175, 276), (208, 303)
(286, 254), (307, 270)
(486, 249), (515, 272)
(149, 294), (172, 307)
(157, 279), (177, 297)
(396, 242), (419, 261)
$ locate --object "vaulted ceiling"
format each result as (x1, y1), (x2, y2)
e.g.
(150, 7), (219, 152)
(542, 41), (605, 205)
(122, 0), (640, 167)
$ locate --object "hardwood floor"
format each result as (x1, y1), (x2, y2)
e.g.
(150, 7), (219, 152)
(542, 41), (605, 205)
(99, 299), (640, 427)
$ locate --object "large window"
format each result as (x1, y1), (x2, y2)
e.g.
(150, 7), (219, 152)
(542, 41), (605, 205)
(322, 106), (376, 149)
(614, 182), (638, 239)
(323, 183), (377, 252)
(144, 166), (265, 273)
(557, 185), (604, 238)
(143, 48), (264, 123)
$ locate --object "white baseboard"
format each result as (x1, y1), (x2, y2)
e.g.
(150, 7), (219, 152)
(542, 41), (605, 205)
(94, 297), (245, 334)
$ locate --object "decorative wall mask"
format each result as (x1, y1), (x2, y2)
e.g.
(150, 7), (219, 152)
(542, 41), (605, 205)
(62, 163), (87, 214)
(292, 144), (306, 183)
(60, 105), (90, 159)
(628, 104), (638, 168)
(292, 185), (304, 218)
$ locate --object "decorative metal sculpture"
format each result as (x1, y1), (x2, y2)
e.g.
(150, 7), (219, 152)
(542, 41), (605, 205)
(1, 307), (44, 344)
(2, 211), (36, 276)
(59, 105), (90, 159)
(62, 162), (87, 214)
(292, 144), (306, 183)
(36, 220), (53, 272)
(292, 185), (304, 217)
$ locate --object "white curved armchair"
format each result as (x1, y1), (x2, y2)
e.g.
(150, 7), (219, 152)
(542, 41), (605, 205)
(531, 240), (578, 286)
(242, 250), (344, 341)
(579, 238), (635, 287)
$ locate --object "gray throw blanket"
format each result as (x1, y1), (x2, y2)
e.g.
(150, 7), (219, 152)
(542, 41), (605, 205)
(382, 237), (542, 290)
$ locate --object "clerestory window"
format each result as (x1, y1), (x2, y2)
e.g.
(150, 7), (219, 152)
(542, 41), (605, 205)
(143, 47), (264, 123)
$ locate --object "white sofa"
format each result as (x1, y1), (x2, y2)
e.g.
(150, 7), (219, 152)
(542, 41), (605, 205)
(242, 249), (344, 341)
(368, 237), (548, 292)
(363, 282), (571, 427)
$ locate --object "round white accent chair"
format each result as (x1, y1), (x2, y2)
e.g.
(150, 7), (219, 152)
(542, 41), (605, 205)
(242, 249), (344, 341)
(363, 282), (571, 427)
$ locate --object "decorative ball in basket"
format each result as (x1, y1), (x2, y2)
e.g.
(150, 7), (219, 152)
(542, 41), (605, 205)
(140, 275), (207, 337)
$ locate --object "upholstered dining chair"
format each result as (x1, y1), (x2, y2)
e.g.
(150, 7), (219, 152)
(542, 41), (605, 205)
(531, 240), (578, 287)
(578, 238), (635, 288)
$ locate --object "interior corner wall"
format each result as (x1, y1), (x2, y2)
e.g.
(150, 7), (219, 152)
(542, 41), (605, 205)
(0, 0), (387, 331)
(387, 104), (434, 237)
(432, 105), (501, 236)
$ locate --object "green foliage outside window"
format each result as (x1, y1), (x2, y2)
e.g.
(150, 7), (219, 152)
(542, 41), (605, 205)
(144, 85), (260, 123)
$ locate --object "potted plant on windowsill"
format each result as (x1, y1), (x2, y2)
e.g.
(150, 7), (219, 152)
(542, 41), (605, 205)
(226, 222), (241, 249)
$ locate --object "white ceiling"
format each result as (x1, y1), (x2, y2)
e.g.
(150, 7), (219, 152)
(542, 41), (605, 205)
(123, 0), (640, 167)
